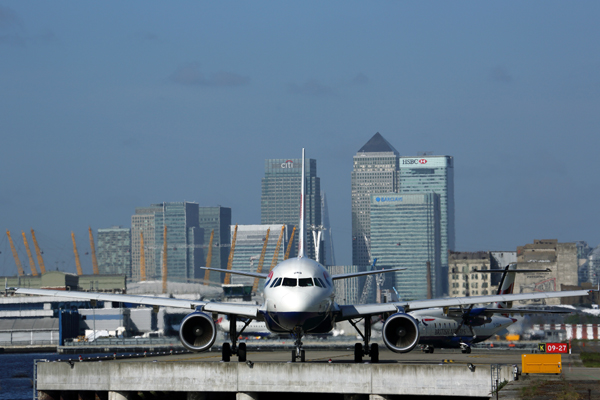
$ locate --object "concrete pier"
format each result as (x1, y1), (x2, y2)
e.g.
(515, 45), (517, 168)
(36, 356), (515, 398)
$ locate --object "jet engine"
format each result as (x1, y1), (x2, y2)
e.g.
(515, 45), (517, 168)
(382, 313), (420, 353)
(179, 312), (217, 352)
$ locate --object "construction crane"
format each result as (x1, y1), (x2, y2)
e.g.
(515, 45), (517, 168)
(140, 232), (146, 281)
(268, 225), (286, 273)
(6, 230), (25, 276)
(252, 228), (271, 292)
(224, 224), (238, 285)
(88, 227), (99, 275)
(283, 226), (296, 260)
(162, 225), (168, 294)
(30, 229), (46, 274)
(71, 232), (84, 276)
(202, 230), (214, 286)
(359, 234), (385, 304)
(21, 231), (39, 276)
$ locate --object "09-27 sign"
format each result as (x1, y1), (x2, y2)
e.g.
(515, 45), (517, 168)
(538, 343), (569, 353)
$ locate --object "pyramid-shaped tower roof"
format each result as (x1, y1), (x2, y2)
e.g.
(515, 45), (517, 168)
(358, 132), (399, 154)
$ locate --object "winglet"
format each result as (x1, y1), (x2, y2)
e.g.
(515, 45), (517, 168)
(298, 148), (305, 258)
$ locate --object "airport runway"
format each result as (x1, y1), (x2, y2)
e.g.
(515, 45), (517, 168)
(113, 346), (528, 365)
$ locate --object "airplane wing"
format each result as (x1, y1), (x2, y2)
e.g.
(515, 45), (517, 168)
(332, 268), (405, 280)
(337, 289), (591, 320)
(200, 267), (268, 279)
(12, 287), (261, 319)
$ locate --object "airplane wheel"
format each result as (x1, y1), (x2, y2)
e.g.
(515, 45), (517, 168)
(238, 343), (247, 362)
(291, 350), (296, 362)
(354, 343), (363, 363)
(370, 343), (379, 363)
(466, 347), (471, 354)
(429, 347), (434, 354)
(461, 349), (466, 354)
(301, 350), (305, 362)
(222, 343), (231, 362)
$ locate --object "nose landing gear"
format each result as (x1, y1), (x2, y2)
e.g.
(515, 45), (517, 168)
(291, 327), (306, 362)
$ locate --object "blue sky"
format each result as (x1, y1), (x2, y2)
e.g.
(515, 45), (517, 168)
(1, 2), (599, 275)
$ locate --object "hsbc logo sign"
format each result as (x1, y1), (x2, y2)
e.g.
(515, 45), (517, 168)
(402, 158), (428, 165)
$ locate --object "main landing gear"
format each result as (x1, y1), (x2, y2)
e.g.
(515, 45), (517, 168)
(221, 315), (251, 362)
(291, 327), (306, 362)
(349, 317), (379, 363)
(460, 342), (472, 354)
(422, 345), (434, 354)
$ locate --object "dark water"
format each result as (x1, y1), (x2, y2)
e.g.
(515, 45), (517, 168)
(0, 352), (63, 400)
(0, 352), (122, 400)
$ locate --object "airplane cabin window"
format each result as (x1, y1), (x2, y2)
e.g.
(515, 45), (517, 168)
(298, 278), (314, 287)
(282, 278), (297, 287)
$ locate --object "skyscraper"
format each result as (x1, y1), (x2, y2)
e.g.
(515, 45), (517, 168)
(399, 155), (454, 293)
(97, 227), (131, 277)
(228, 224), (292, 287)
(131, 202), (201, 282)
(351, 133), (400, 267)
(198, 206), (231, 284)
(370, 193), (441, 299)
(261, 157), (321, 260)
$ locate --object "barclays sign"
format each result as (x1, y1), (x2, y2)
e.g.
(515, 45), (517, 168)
(375, 196), (403, 203)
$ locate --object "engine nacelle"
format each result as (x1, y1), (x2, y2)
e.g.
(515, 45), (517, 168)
(179, 312), (217, 352)
(382, 313), (420, 353)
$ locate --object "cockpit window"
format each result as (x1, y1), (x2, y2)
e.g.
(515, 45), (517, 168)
(270, 277), (282, 288)
(282, 278), (297, 287)
(316, 277), (327, 288)
(313, 277), (322, 287)
(298, 278), (314, 287)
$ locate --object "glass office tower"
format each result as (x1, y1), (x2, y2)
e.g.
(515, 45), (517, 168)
(198, 206), (231, 284)
(261, 157), (321, 260)
(351, 133), (400, 267)
(399, 156), (454, 294)
(229, 224), (292, 287)
(370, 193), (441, 300)
(97, 227), (131, 277)
(131, 202), (201, 282)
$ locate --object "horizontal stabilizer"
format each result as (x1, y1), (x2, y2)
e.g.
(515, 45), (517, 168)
(332, 268), (405, 280)
(200, 267), (268, 279)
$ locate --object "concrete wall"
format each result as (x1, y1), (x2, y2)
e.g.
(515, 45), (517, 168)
(37, 360), (514, 398)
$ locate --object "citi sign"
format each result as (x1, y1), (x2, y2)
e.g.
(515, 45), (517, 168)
(402, 159), (428, 165)
(281, 160), (295, 168)
(375, 196), (403, 203)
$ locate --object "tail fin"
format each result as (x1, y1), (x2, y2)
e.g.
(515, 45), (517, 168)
(297, 148), (305, 258)
(493, 263), (517, 309)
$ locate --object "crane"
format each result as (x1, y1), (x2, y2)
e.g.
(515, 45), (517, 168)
(268, 225), (286, 273)
(22, 231), (39, 276)
(202, 230), (214, 286)
(6, 230), (25, 276)
(252, 228), (271, 292)
(140, 232), (146, 281)
(162, 225), (167, 294)
(30, 229), (46, 274)
(88, 227), (99, 275)
(71, 232), (84, 276)
(283, 226), (296, 260)
(224, 224), (238, 285)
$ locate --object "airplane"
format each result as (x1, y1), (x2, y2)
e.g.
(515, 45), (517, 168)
(409, 263), (571, 354)
(8, 149), (592, 363)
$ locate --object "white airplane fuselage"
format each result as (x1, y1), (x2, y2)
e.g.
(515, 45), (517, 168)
(261, 257), (335, 334)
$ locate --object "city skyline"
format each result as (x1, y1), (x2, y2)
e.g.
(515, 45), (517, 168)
(2, 2), (600, 276)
